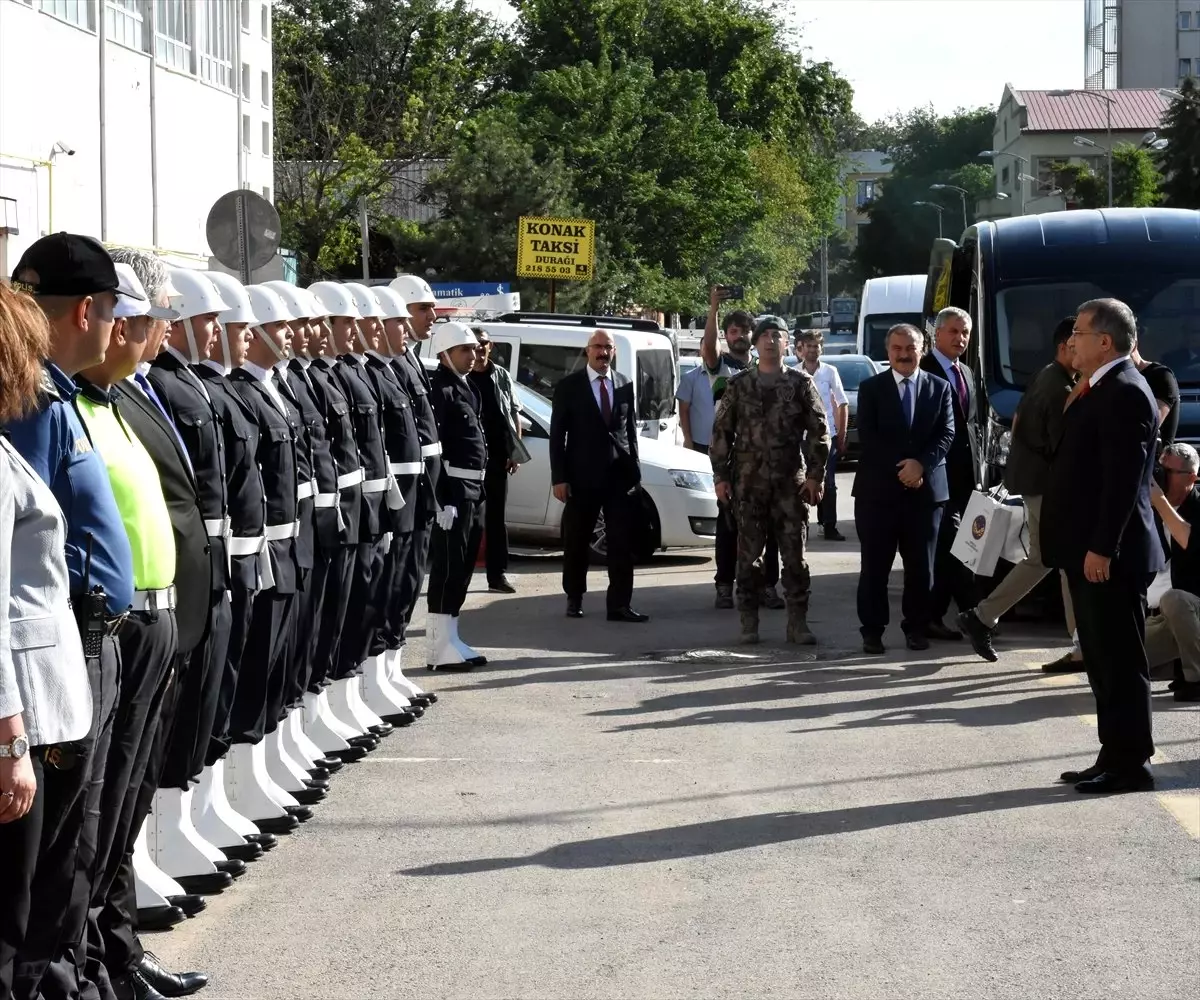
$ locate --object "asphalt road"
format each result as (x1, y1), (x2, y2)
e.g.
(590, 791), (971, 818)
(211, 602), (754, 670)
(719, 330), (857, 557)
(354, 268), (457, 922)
(152, 473), (1199, 999)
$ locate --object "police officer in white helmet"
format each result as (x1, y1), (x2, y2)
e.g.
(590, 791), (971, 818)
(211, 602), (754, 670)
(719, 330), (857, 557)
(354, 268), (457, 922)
(425, 322), (489, 670)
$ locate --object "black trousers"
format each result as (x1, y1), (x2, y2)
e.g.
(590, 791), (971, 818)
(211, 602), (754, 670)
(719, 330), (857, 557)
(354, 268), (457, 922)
(373, 530), (416, 655)
(287, 550), (330, 703)
(483, 459), (510, 584)
(715, 501), (778, 587)
(817, 438), (840, 527)
(228, 589), (292, 745)
(311, 545), (354, 691)
(1069, 567), (1156, 771)
(562, 486), (635, 611)
(205, 576), (256, 767)
(930, 491), (978, 622)
(333, 537), (388, 680)
(160, 591), (230, 789)
(855, 494), (943, 636)
(276, 566), (312, 720)
(400, 497), (436, 630)
(34, 638), (119, 1000)
(427, 500), (483, 615)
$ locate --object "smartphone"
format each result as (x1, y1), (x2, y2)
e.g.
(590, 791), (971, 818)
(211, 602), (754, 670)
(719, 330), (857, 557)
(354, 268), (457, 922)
(719, 284), (745, 301)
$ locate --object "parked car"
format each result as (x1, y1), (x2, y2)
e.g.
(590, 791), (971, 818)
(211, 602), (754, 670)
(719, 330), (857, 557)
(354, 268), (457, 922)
(785, 353), (882, 459)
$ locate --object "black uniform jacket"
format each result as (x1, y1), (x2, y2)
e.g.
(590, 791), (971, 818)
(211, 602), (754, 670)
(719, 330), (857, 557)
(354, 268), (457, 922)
(429, 363), (487, 507)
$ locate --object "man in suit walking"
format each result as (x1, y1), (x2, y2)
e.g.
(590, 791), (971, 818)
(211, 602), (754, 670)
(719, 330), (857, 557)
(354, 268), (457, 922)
(1043, 298), (1164, 794)
(919, 306), (980, 641)
(854, 324), (955, 653)
(550, 329), (647, 622)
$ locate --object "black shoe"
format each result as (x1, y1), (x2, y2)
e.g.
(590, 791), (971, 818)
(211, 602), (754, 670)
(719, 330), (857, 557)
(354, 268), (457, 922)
(381, 710), (418, 727)
(313, 755), (344, 772)
(957, 609), (998, 662)
(254, 814), (299, 835)
(488, 576), (517, 594)
(113, 969), (170, 1000)
(173, 871), (233, 895)
(289, 785), (326, 806)
(905, 632), (930, 651)
(1042, 652), (1085, 673)
(1075, 767), (1155, 794)
(566, 599), (583, 618)
(217, 840), (262, 863)
(214, 857), (246, 879)
(368, 723), (393, 737)
(407, 692), (435, 709)
(822, 526), (846, 541)
(165, 894), (207, 918)
(862, 634), (885, 655)
(330, 745), (368, 763)
(284, 804), (313, 822)
(307, 766), (331, 781)
(137, 951), (209, 997)
(135, 905), (186, 932)
(303, 776), (330, 791)
(347, 735), (379, 751)
(926, 620), (962, 641)
(244, 832), (278, 851)
(1174, 678), (1200, 702)
(607, 607), (649, 623)
(1059, 762), (1104, 784)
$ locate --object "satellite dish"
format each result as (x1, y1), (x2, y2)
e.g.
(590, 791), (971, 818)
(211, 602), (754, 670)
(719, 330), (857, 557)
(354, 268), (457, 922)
(205, 189), (282, 279)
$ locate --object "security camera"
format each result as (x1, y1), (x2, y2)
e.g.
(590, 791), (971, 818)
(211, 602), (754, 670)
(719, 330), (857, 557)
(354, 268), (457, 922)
(52, 141), (75, 157)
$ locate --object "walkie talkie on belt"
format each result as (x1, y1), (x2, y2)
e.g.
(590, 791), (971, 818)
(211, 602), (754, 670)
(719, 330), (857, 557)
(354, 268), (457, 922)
(75, 532), (108, 658)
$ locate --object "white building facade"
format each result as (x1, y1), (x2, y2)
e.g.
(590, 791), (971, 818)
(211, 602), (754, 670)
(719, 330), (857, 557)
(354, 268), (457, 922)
(0, 0), (274, 275)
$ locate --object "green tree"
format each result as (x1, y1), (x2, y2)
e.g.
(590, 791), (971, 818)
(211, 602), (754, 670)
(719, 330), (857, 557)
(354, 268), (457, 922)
(1048, 145), (1159, 209)
(1155, 78), (1200, 207)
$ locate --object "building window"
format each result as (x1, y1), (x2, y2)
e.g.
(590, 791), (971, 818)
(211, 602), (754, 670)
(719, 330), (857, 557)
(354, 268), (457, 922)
(240, 0), (249, 30)
(104, 0), (147, 51)
(855, 179), (877, 207)
(241, 63), (250, 98)
(1180, 10), (1193, 29)
(198, 0), (234, 90)
(241, 114), (251, 151)
(260, 2), (268, 38)
(263, 186), (271, 201)
(154, 0), (191, 72)
(261, 121), (271, 156)
(1181, 58), (1192, 79)
(1001, 165), (1010, 186)
(261, 70), (270, 107)
(40, 0), (96, 30)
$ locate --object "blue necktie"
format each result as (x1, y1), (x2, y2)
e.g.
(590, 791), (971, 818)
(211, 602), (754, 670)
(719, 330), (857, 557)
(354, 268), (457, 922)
(901, 377), (914, 427)
(134, 371), (193, 474)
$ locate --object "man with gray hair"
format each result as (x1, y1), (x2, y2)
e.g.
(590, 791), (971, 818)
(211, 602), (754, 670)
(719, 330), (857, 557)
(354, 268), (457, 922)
(1042, 297), (1164, 794)
(1146, 441), (1200, 702)
(919, 305), (979, 640)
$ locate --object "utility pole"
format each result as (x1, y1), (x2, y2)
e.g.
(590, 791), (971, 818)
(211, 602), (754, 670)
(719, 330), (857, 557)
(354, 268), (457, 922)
(359, 198), (370, 280)
(819, 236), (829, 314)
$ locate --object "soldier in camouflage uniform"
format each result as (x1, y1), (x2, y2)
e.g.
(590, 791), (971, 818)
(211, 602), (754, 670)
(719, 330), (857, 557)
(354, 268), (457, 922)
(710, 316), (830, 644)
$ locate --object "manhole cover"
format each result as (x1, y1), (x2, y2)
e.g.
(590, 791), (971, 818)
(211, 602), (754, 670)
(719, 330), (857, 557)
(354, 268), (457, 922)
(650, 648), (781, 664)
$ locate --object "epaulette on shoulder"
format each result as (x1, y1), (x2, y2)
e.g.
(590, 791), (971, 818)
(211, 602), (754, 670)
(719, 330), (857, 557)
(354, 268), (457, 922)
(37, 367), (61, 402)
(728, 367), (752, 383)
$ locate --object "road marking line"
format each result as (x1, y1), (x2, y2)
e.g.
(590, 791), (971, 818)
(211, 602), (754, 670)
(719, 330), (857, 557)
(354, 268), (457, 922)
(363, 757), (468, 763)
(1157, 794), (1200, 838)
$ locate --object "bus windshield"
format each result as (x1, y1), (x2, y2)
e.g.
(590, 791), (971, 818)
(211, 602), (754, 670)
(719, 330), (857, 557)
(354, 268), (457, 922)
(994, 274), (1200, 388)
(861, 312), (924, 361)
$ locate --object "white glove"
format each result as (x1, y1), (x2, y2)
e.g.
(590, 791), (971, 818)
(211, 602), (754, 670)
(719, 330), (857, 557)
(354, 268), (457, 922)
(435, 505), (458, 530)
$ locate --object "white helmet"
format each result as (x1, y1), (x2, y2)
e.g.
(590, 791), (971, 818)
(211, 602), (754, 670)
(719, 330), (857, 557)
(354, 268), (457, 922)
(430, 321), (478, 356)
(262, 280), (318, 319)
(205, 271), (257, 325)
(168, 268), (229, 321)
(343, 282), (385, 320)
(245, 285), (295, 325)
(390, 274), (436, 307)
(308, 281), (360, 319)
(372, 285), (411, 320)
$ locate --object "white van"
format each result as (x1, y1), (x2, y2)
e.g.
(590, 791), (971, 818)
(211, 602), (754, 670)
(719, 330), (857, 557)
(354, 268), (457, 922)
(857, 275), (927, 362)
(418, 313), (679, 440)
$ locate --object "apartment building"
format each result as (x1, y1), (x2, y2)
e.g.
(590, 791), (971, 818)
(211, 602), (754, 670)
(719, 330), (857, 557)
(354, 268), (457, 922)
(1085, 0), (1200, 91)
(0, 0), (275, 274)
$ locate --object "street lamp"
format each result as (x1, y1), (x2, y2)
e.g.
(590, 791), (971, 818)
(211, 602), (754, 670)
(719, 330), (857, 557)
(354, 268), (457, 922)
(929, 183), (969, 231)
(1049, 88), (1115, 207)
(980, 149), (1029, 216)
(913, 200), (944, 238)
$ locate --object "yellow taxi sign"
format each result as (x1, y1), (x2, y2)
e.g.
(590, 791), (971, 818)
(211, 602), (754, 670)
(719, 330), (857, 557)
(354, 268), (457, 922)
(517, 216), (596, 281)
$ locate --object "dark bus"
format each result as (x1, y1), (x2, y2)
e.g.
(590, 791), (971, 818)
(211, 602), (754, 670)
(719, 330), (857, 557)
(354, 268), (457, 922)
(924, 208), (1200, 488)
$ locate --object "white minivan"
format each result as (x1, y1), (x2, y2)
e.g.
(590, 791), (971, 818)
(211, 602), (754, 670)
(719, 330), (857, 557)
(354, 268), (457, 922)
(857, 275), (927, 362)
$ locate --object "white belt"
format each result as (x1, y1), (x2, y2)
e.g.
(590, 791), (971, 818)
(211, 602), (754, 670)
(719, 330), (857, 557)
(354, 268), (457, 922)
(265, 521), (299, 541)
(420, 442), (442, 458)
(314, 493), (338, 508)
(130, 587), (175, 612)
(204, 517), (230, 538)
(297, 479), (316, 501)
(362, 478), (389, 494)
(389, 461), (422, 476)
(227, 534), (266, 557)
(445, 464), (485, 482)
(337, 469), (365, 490)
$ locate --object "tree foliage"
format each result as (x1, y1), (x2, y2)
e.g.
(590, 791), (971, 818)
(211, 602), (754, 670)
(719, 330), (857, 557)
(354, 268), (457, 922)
(1049, 144), (1160, 209)
(1156, 77), (1200, 208)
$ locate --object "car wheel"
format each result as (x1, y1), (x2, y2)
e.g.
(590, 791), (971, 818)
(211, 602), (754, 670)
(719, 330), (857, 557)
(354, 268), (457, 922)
(576, 493), (661, 564)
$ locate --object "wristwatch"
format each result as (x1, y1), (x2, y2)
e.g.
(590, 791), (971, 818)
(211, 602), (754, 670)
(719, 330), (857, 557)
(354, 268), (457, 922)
(0, 735), (30, 760)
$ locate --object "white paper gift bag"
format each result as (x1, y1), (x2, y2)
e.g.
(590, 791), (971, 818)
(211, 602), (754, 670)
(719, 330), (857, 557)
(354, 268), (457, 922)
(999, 497), (1030, 565)
(950, 489), (1015, 576)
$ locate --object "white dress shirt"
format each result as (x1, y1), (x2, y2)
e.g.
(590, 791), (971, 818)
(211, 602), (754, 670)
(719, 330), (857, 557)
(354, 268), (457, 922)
(800, 360), (848, 425)
(241, 360), (288, 414)
(1090, 354), (1129, 388)
(588, 364), (613, 413)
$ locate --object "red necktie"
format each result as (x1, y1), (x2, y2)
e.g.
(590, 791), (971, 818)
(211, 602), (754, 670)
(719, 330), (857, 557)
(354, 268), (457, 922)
(1078, 379), (1091, 399)
(599, 375), (612, 423)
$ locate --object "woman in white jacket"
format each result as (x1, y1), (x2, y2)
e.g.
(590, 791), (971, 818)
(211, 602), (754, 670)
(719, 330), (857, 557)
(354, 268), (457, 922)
(0, 282), (91, 997)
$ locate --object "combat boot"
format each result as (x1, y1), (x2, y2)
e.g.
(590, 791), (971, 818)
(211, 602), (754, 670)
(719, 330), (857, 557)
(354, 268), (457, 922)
(786, 604), (817, 645)
(714, 583), (734, 609)
(739, 611), (760, 645)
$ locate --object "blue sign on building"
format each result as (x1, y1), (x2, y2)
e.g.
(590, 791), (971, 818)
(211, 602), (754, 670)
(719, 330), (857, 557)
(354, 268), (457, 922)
(429, 282), (511, 299)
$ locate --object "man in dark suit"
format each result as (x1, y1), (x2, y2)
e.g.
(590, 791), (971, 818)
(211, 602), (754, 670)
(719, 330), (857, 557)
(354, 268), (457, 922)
(1043, 298), (1164, 794)
(550, 329), (647, 622)
(919, 306), (980, 641)
(853, 324), (956, 653)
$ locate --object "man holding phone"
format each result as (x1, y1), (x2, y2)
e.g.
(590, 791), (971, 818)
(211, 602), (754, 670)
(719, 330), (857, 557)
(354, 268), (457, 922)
(701, 285), (782, 610)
